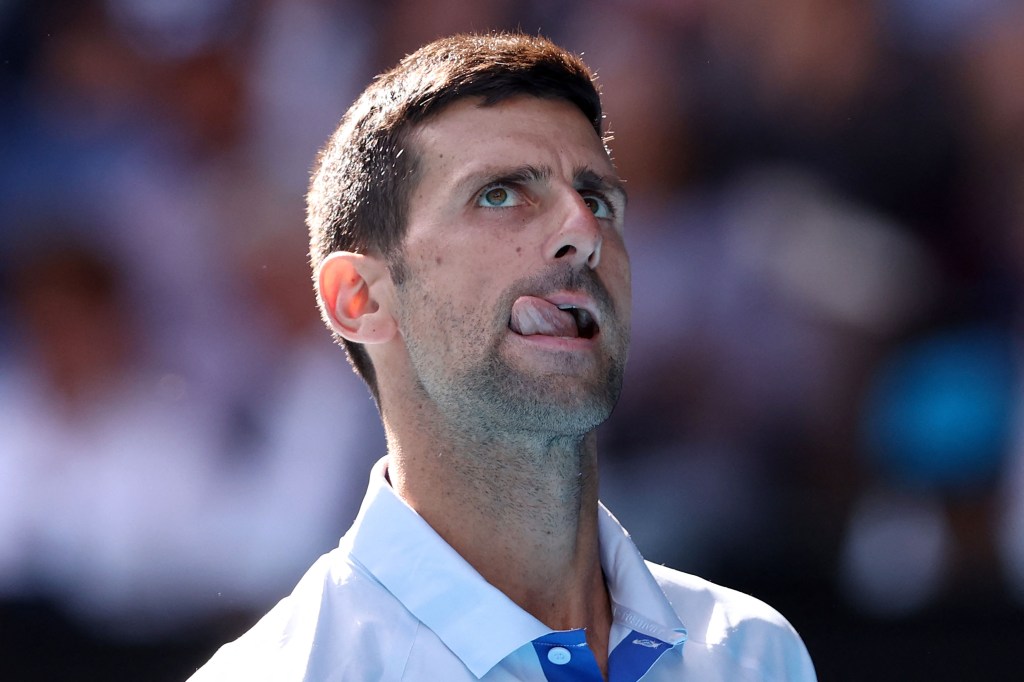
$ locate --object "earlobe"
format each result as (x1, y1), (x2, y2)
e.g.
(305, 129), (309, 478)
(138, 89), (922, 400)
(317, 252), (397, 344)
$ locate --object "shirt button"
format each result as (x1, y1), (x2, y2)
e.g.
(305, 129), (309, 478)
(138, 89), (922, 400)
(547, 647), (572, 665)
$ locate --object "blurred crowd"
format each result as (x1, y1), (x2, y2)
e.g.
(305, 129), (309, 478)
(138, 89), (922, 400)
(2, 0), (1024, 679)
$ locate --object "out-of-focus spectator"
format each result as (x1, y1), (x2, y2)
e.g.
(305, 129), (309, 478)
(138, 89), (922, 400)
(841, 326), (1016, 616)
(695, 0), (966, 253)
(0, 229), (222, 635)
(198, 191), (386, 608)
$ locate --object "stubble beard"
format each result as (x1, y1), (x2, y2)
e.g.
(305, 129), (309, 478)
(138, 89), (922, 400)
(451, 343), (625, 440)
(395, 268), (629, 447)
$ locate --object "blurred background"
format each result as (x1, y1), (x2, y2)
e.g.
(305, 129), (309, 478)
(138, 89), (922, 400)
(2, 0), (1023, 679)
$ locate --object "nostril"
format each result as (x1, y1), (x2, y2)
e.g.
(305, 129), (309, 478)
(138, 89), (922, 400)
(555, 245), (573, 258)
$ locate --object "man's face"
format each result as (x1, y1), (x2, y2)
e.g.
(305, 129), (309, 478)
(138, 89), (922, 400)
(390, 95), (631, 438)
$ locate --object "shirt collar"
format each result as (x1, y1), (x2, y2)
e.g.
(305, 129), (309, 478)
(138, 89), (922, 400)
(346, 457), (686, 678)
(597, 503), (689, 646)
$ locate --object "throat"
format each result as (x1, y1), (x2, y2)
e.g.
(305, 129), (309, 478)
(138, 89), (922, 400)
(387, 437), (606, 650)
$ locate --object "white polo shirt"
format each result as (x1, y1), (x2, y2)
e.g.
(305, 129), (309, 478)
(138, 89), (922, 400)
(189, 457), (816, 681)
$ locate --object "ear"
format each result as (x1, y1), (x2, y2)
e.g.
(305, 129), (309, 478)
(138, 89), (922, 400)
(317, 252), (397, 344)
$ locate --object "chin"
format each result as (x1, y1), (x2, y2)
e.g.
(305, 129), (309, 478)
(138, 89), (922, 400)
(483, 367), (623, 436)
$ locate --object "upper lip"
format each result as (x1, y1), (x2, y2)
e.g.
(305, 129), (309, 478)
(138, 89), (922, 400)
(540, 291), (602, 327)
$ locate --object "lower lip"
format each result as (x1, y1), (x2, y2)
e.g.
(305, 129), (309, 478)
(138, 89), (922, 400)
(506, 329), (600, 351)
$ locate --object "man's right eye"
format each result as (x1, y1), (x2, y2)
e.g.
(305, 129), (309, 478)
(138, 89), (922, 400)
(477, 184), (521, 208)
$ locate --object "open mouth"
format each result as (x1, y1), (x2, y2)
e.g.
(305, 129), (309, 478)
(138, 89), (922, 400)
(508, 297), (599, 339)
(556, 304), (598, 339)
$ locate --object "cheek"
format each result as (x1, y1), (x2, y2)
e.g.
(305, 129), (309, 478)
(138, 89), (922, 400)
(402, 255), (499, 332)
(602, 245), (632, 312)
(450, 235), (526, 292)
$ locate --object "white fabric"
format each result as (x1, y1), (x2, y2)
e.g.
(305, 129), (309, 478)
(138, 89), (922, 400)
(189, 457), (816, 681)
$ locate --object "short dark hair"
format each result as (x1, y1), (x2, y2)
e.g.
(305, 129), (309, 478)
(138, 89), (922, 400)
(307, 32), (604, 398)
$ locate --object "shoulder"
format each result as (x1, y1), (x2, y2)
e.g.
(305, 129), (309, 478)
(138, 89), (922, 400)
(646, 562), (817, 681)
(646, 561), (792, 632)
(188, 549), (419, 682)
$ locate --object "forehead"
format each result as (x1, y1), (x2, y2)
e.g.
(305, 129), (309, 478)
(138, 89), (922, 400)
(409, 96), (617, 184)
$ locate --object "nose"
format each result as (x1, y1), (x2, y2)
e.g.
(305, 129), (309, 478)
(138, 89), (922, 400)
(545, 193), (602, 270)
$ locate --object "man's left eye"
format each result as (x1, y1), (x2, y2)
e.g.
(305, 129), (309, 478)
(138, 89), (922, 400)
(477, 184), (520, 208)
(583, 194), (612, 218)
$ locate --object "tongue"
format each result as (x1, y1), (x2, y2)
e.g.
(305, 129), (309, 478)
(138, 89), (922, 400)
(509, 296), (578, 337)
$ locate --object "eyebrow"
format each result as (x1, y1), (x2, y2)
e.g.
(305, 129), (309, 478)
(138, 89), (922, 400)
(574, 167), (629, 208)
(451, 164), (549, 197)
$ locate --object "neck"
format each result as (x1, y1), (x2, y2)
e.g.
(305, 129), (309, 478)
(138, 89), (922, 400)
(385, 412), (612, 672)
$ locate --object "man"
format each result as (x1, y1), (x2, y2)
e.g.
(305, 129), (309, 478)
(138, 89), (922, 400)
(190, 33), (816, 681)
